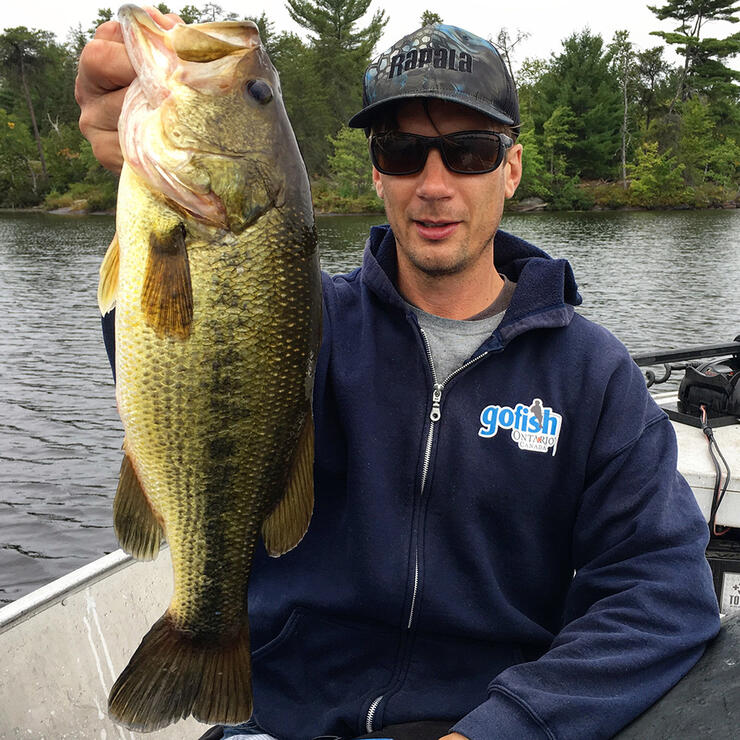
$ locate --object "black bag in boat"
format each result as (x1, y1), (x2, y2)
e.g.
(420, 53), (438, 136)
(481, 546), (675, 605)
(678, 359), (740, 417)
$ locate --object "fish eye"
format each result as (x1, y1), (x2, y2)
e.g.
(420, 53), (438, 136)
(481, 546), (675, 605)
(246, 79), (273, 105)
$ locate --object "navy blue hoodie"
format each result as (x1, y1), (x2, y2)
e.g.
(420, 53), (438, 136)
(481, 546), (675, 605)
(103, 225), (719, 740)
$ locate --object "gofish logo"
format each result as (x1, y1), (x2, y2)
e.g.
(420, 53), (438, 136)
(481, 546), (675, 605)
(478, 398), (562, 456)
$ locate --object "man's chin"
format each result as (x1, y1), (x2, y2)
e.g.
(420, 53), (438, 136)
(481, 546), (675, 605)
(408, 253), (469, 278)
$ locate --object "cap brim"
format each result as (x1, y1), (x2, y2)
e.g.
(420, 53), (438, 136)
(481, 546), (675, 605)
(348, 91), (517, 129)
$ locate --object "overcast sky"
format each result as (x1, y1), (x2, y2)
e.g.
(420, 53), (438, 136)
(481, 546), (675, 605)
(3, 1), (739, 71)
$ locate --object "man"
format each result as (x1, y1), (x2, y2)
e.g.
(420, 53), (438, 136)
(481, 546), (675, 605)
(76, 10), (720, 740)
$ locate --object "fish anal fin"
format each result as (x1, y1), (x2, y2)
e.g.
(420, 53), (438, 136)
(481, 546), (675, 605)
(262, 414), (314, 557)
(141, 223), (193, 340)
(98, 233), (119, 315)
(113, 446), (164, 560)
(108, 612), (253, 731)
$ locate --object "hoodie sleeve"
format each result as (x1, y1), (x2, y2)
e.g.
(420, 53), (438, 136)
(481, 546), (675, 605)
(452, 353), (721, 740)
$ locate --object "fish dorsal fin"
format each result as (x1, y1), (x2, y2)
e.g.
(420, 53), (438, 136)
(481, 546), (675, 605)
(261, 413), (314, 557)
(113, 445), (164, 561)
(141, 223), (194, 340)
(98, 232), (119, 315)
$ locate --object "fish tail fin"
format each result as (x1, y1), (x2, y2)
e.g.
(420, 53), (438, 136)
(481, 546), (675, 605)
(108, 612), (253, 731)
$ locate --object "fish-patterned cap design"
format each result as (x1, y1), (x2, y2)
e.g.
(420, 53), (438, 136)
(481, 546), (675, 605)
(348, 24), (520, 130)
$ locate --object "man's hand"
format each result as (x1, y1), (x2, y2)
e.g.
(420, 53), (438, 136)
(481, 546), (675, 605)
(75, 6), (180, 174)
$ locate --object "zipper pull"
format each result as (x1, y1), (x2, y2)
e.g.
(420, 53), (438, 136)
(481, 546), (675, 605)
(430, 383), (443, 421)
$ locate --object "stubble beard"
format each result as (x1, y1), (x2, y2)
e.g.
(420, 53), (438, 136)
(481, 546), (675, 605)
(400, 227), (497, 279)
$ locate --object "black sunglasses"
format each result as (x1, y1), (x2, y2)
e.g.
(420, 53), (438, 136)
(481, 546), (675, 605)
(369, 130), (514, 176)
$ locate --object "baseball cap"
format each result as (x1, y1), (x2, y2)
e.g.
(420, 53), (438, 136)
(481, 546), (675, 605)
(348, 24), (520, 130)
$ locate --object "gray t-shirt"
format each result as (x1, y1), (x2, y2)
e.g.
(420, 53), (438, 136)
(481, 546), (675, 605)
(407, 276), (516, 382)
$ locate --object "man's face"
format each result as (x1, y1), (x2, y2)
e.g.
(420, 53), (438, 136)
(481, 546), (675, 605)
(372, 99), (522, 283)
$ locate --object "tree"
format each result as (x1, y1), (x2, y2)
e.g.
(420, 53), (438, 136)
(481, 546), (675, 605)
(178, 4), (203, 23)
(0, 107), (37, 206)
(649, 0), (740, 110)
(542, 105), (577, 175)
(269, 32), (333, 177)
(677, 97), (715, 184)
(532, 30), (622, 179)
(492, 28), (530, 85)
(635, 46), (673, 130)
(420, 11), (443, 26)
(608, 30), (638, 188)
(0, 27), (56, 183)
(516, 126), (551, 201)
(628, 140), (688, 206)
(327, 125), (373, 195)
(285, 0), (388, 175)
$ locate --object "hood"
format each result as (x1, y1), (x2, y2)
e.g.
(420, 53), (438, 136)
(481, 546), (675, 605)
(360, 224), (582, 346)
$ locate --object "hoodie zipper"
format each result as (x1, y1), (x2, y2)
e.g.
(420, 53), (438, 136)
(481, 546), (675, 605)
(365, 329), (488, 732)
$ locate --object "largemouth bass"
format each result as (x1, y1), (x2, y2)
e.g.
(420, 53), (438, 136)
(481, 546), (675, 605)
(99, 5), (321, 731)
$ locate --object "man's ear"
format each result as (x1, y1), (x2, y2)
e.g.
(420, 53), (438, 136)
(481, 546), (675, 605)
(504, 143), (523, 199)
(372, 166), (384, 199)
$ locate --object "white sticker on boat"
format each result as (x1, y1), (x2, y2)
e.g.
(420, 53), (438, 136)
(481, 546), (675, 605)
(721, 572), (740, 614)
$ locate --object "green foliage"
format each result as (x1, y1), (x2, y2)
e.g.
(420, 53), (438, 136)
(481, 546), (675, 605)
(42, 122), (89, 192)
(0, 2), (737, 212)
(707, 135), (740, 186)
(178, 5), (202, 24)
(0, 108), (38, 206)
(280, 0), (388, 176)
(531, 30), (622, 179)
(420, 11), (443, 26)
(327, 126), (373, 196)
(311, 177), (383, 213)
(542, 105), (577, 174)
(635, 46), (673, 128)
(628, 141), (689, 206)
(648, 0), (740, 106)
(45, 180), (117, 211)
(516, 126), (551, 200)
(677, 97), (715, 184)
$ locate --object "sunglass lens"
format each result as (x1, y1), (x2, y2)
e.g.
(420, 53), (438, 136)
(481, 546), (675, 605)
(444, 135), (501, 173)
(373, 134), (426, 174)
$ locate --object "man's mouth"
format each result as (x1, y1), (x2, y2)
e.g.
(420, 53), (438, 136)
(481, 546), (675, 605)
(413, 219), (460, 240)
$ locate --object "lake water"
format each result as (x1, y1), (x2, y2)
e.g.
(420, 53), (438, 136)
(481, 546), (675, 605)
(1, 208), (739, 604)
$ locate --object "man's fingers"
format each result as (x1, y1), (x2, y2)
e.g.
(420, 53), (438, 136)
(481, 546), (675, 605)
(88, 130), (125, 175)
(92, 19), (123, 42)
(76, 38), (135, 103)
(77, 5), (183, 173)
(144, 6), (182, 29)
(78, 86), (128, 136)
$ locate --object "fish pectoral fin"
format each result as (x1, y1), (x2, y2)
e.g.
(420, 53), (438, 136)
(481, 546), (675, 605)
(98, 232), (119, 315)
(262, 413), (314, 557)
(141, 223), (194, 340)
(113, 446), (164, 560)
(108, 612), (252, 730)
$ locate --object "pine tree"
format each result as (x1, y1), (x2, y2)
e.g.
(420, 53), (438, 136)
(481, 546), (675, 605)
(648, 0), (740, 109)
(532, 30), (622, 179)
(284, 0), (388, 175)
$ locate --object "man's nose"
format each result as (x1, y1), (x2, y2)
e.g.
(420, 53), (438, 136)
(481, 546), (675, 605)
(415, 147), (454, 199)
